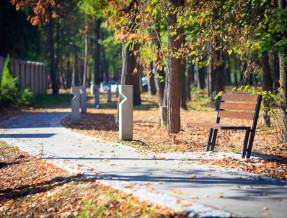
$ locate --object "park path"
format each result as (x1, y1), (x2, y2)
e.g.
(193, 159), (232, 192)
(0, 112), (287, 217)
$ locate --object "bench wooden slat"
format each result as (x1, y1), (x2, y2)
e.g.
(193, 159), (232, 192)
(221, 94), (258, 102)
(218, 111), (254, 120)
(220, 102), (257, 111)
(189, 122), (250, 130)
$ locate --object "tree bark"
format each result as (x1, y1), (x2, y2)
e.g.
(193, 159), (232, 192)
(224, 52), (231, 85)
(198, 65), (205, 89)
(83, 17), (88, 86)
(186, 64), (194, 101)
(56, 17), (61, 88)
(74, 53), (79, 86)
(133, 63), (141, 106)
(116, 43), (141, 122)
(207, 42), (214, 99)
(148, 63), (157, 95)
(166, 0), (183, 133)
(47, 4), (58, 94)
(278, 0), (287, 141)
(100, 28), (109, 83)
(233, 55), (238, 86)
(67, 53), (72, 88)
(180, 58), (187, 109)
(271, 52), (280, 91)
(262, 51), (272, 127)
(214, 49), (225, 110)
(154, 61), (165, 106)
(93, 18), (101, 85)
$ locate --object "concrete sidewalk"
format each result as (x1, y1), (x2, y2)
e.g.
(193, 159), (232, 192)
(0, 112), (286, 217)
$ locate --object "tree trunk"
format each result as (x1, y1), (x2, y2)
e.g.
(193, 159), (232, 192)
(198, 65), (205, 89)
(233, 55), (238, 86)
(133, 63), (141, 106)
(166, 0), (183, 133)
(180, 58), (187, 109)
(224, 52), (231, 85)
(278, 0), (287, 141)
(80, 64), (84, 85)
(154, 61), (165, 106)
(100, 28), (109, 82)
(67, 53), (72, 88)
(74, 53), (79, 86)
(148, 63), (157, 95)
(116, 43), (141, 122)
(159, 70), (169, 126)
(120, 45), (136, 85)
(83, 17), (88, 86)
(47, 5), (58, 94)
(271, 52), (280, 91)
(215, 49), (225, 110)
(262, 51), (272, 127)
(151, 22), (166, 124)
(93, 18), (101, 85)
(59, 63), (65, 89)
(186, 64), (194, 101)
(207, 42), (214, 99)
(56, 18), (61, 89)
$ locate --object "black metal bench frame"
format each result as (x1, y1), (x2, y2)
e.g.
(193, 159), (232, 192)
(190, 94), (262, 158)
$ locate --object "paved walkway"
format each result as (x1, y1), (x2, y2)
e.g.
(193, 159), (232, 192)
(0, 112), (287, 217)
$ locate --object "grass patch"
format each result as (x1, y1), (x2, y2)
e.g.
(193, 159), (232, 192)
(32, 93), (73, 108)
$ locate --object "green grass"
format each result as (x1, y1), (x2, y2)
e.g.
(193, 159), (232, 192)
(32, 93), (73, 108)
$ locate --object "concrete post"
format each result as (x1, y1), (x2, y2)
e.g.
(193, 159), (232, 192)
(90, 81), (94, 95)
(80, 85), (87, 113)
(107, 84), (112, 102)
(71, 86), (80, 124)
(95, 84), (100, 109)
(119, 85), (133, 140)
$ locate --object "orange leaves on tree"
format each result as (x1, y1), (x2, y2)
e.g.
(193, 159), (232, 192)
(10, 0), (63, 26)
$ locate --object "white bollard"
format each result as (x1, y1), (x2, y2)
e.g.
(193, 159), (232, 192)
(71, 86), (80, 124)
(90, 81), (94, 95)
(119, 85), (133, 140)
(107, 84), (112, 102)
(80, 85), (87, 113)
(95, 84), (100, 109)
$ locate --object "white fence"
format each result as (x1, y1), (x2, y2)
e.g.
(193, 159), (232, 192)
(0, 56), (48, 95)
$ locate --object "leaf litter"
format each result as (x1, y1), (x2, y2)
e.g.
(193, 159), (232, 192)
(1, 91), (287, 216)
(58, 94), (287, 181)
(0, 141), (187, 217)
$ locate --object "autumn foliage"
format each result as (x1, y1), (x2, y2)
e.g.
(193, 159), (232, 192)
(10, 0), (62, 26)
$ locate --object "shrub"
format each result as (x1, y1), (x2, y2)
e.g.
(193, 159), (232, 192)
(0, 55), (33, 107)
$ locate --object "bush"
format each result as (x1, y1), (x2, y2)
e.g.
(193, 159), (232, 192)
(0, 55), (33, 107)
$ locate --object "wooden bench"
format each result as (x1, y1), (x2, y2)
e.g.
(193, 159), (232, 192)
(189, 94), (262, 158)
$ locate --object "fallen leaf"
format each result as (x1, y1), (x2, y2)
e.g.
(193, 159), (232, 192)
(189, 174), (196, 179)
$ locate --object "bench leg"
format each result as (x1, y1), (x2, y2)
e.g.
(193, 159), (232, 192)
(246, 131), (256, 158)
(210, 129), (218, 151)
(241, 129), (250, 158)
(206, 128), (213, 151)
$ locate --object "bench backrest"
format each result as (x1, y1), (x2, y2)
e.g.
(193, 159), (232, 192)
(216, 94), (262, 130)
